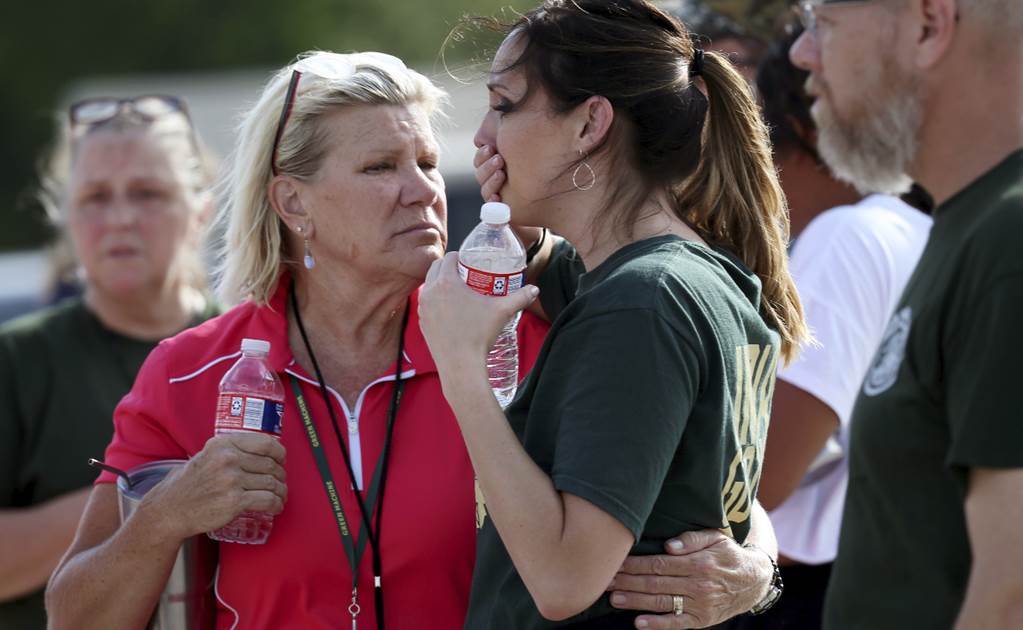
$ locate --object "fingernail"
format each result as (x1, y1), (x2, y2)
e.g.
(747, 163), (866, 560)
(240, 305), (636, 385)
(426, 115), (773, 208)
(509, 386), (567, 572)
(611, 593), (626, 606)
(636, 620), (649, 628)
(667, 539), (684, 552)
(528, 286), (540, 298)
(490, 155), (501, 165)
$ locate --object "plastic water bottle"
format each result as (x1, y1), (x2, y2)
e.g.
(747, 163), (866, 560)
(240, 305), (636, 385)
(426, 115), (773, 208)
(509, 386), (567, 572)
(458, 202), (527, 407)
(208, 338), (285, 544)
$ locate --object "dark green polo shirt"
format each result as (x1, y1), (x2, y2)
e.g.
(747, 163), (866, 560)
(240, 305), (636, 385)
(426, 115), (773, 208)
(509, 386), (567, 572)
(0, 297), (219, 629)
(466, 235), (780, 628)
(824, 149), (1023, 629)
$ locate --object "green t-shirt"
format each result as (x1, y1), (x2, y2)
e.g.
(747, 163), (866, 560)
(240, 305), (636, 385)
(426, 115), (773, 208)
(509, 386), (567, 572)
(466, 236), (781, 629)
(824, 149), (1023, 630)
(0, 297), (219, 629)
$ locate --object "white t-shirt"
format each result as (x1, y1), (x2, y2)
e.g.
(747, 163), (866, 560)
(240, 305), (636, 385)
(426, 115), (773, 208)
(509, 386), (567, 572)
(769, 194), (932, 565)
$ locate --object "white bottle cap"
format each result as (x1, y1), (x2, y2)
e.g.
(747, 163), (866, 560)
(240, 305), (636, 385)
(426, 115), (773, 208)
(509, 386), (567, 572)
(480, 201), (511, 224)
(241, 338), (271, 354)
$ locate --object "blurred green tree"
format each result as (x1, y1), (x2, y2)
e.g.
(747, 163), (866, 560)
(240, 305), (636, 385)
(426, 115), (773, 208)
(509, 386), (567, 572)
(0, 0), (527, 251)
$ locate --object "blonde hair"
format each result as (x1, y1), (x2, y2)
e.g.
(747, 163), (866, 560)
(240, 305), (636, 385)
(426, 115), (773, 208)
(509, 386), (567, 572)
(214, 51), (448, 306)
(38, 108), (217, 295)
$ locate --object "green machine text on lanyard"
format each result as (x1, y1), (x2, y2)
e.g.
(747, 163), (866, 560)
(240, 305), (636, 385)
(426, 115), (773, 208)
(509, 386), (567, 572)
(289, 283), (408, 630)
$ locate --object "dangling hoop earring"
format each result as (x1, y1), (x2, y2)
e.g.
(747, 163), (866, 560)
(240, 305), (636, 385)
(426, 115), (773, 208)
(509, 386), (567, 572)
(572, 152), (596, 191)
(296, 225), (315, 269)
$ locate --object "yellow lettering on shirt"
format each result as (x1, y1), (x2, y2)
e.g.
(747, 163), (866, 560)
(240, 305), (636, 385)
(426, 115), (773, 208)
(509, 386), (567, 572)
(475, 477), (488, 529)
(721, 344), (777, 526)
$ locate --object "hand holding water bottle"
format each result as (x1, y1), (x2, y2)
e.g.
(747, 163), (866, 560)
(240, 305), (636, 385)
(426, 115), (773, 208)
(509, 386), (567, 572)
(135, 432), (288, 543)
(458, 202), (529, 406)
(419, 251), (539, 404)
(208, 338), (287, 544)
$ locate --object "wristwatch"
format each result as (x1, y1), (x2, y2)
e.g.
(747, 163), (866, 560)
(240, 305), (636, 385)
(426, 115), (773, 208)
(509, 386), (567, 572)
(743, 543), (784, 615)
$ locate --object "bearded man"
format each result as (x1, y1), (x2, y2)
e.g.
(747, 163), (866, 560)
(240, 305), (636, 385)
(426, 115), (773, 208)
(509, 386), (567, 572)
(790, 0), (1023, 628)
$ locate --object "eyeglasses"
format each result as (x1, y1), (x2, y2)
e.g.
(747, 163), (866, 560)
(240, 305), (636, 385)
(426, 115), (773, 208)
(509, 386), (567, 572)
(269, 51), (408, 176)
(69, 95), (200, 156)
(795, 0), (876, 34)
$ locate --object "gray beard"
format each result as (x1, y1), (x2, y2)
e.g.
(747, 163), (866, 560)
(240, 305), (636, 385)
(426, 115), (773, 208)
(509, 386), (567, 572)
(814, 77), (921, 195)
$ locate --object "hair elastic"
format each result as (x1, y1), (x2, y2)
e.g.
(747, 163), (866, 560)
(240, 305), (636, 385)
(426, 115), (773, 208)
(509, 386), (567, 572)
(690, 48), (705, 79)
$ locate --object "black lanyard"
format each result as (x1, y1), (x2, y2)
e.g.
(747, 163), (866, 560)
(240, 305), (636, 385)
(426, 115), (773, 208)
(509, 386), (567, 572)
(289, 284), (408, 630)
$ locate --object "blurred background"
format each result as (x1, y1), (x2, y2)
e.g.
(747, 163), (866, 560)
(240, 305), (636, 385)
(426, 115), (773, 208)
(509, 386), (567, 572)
(0, 0), (533, 319)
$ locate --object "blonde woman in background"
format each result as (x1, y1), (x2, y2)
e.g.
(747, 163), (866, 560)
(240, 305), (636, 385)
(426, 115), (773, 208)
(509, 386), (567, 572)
(0, 95), (219, 629)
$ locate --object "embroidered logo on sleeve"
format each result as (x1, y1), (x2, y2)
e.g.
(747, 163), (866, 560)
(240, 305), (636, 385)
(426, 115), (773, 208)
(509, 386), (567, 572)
(863, 307), (912, 396)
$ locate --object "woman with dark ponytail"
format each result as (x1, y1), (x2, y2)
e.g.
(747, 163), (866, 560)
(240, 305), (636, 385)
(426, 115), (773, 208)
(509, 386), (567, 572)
(420, 1), (806, 627)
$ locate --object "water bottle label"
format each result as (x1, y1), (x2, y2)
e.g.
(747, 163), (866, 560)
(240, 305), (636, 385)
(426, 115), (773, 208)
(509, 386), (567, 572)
(215, 393), (284, 435)
(458, 262), (525, 296)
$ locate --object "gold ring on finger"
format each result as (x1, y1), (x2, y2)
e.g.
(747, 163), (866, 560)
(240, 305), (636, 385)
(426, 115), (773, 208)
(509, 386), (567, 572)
(672, 594), (684, 617)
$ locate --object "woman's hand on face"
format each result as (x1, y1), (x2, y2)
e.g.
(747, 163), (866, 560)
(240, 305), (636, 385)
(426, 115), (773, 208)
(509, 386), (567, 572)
(475, 144), (545, 260)
(419, 252), (539, 377)
(474, 144), (506, 202)
(139, 433), (288, 542)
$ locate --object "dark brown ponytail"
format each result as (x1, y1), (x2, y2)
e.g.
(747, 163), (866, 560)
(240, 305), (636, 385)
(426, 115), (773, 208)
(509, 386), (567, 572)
(675, 51), (807, 362)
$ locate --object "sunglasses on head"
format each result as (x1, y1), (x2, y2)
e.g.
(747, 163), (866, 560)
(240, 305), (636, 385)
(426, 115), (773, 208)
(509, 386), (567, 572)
(68, 95), (201, 156)
(70, 95), (192, 128)
(269, 52), (408, 176)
